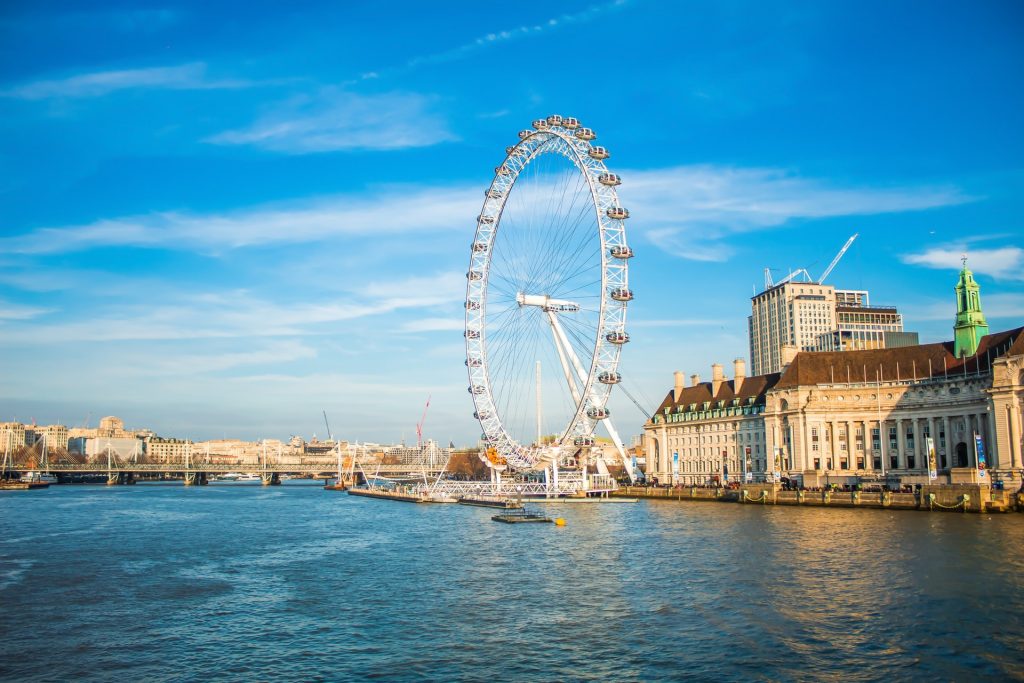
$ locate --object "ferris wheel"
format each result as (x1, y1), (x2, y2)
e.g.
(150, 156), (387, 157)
(464, 115), (634, 477)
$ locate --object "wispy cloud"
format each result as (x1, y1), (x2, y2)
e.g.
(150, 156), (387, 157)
(206, 88), (456, 153)
(901, 242), (1024, 280)
(626, 165), (973, 262)
(0, 184), (479, 255)
(0, 300), (51, 321)
(388, 0), (633, 76)
(0, 62), (260, 100)
(0, 272), (464, 344)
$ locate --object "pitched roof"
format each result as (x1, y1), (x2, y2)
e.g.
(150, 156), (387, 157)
(653, 373), (781, 416)
(776, 326), (1023, 388)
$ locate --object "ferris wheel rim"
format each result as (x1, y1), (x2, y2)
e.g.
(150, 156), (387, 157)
(464, 117), (631, 470)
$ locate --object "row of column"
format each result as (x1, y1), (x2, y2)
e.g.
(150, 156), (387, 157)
(813, 412), (996, 472)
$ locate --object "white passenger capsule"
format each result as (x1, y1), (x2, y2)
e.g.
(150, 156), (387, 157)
(598, 372), (621, 384)
(606, 207), (629, 219)
(468, 386), (486, 394)
(478, 215), (495, 225)
(562, 117), (580, 129)
(518, 130), (532, 140)
(465, 300), (481, 310)
(464, 330), (481, 339)
(610, 245), (634, 259)
(472, 242), (489, 253)
(532, 119), (550, 130)
(605, 331), (630, 345)
(465, 357), (483, 367)
(587, 407), (610, 419)
(546, 114), (563, 126)
(610, 288), (633, 302)
(467, 270), (483, 281)
(574, 436), (595, 447)
(486, 188), (504, 199)
(598, 173), (621, 186)
(575, 128), (596, 141)
(589, 146), (609, 160)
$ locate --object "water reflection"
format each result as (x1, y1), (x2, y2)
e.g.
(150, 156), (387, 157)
(0, 486), (1021, 681)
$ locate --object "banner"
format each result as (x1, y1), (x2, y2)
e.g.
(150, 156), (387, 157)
(672, 452), (679, 481)
(772, 447), (782, 482)
(745, 446), (753, 482)
(926, 436), (937, 481)
(722, 450), (728, 482)
(974, 432), (987, 479)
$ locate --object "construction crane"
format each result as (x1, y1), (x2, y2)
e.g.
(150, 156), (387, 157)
(762, 233), (858, 291)
(818, 233), (858, 284)
(322, 410), (333, 442)
(415, 395), (430, 448)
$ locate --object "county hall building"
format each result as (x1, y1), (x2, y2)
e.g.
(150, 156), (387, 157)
(643, 262), (1023, 488)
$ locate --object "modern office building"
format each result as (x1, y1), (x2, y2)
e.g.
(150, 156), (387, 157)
(749, 283), (915, 375)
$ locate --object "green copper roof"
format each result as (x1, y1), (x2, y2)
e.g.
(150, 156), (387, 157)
(953, 256), (988, 358)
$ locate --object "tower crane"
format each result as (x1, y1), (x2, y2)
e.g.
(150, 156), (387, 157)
(818, 233), (858, 284)
(416, 395), (430, 448)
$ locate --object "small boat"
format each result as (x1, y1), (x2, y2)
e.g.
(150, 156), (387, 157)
(237, 473), (261, 481)
(459, 496), (523, 509)
(491, 507), (553, 524)
(2, 479), (49, 490)
(20, 471), (58, 484)
(217, 472), (243, 481)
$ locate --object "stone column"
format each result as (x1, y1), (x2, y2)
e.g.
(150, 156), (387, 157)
(864, 420), (874, 471)
(879, 417), (888, 473)
(942, 415), (951, 469)
(1011, 399), (1023, 468)
(896, 417), (906, 470)
(917, 419), (925, 473)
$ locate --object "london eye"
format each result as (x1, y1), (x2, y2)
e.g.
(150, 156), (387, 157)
(464, 115), (634, 480)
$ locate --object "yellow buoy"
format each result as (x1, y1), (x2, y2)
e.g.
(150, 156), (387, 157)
(554, 518), (566, 526)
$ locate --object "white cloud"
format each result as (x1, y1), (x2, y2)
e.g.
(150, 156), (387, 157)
(0, 62), (257, 100)
(0, 272), (464, 344)
(0, 184), (480, 255)
(624, 165), (972, 262)
(0, 300), (51, 321)
(206, 88), (456, 153)
(396, 0), (632, 73)
(901, 245), (1024, 280)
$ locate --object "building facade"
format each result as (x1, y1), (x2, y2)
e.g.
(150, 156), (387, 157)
(650, 264), (1022, 487)
(643, 360), (778, 485)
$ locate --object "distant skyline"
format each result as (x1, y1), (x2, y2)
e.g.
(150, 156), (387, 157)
(1, 1), (1022, 444)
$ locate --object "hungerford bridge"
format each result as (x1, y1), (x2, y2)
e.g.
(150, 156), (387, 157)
(2, 443), (448, 486)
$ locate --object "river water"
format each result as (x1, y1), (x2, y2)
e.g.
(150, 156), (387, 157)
(1, 483), (1022, 681)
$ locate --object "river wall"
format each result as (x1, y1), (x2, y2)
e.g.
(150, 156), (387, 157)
(615, 483), (1023, 513)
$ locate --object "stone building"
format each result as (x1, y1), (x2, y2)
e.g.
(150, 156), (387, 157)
(646, 262), (1022, 487)
(644, 360), (778, 485)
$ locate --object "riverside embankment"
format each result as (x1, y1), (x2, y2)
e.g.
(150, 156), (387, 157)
(615, 482), (1023, 513)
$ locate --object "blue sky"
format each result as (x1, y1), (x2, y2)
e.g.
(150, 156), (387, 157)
(1, 0), (1022, 444)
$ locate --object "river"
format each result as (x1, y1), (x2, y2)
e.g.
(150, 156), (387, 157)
(1, 483), (1022, 681)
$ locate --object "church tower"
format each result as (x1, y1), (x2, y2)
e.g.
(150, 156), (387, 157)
(953, 256), (989, 358)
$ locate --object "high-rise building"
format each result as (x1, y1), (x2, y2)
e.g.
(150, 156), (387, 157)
(748, 283), (914, 375)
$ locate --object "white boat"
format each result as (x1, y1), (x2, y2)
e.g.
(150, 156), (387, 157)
(237, 473), (261, 481)
(20, 471), (58, 484)
(217, 472), (243, 481)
